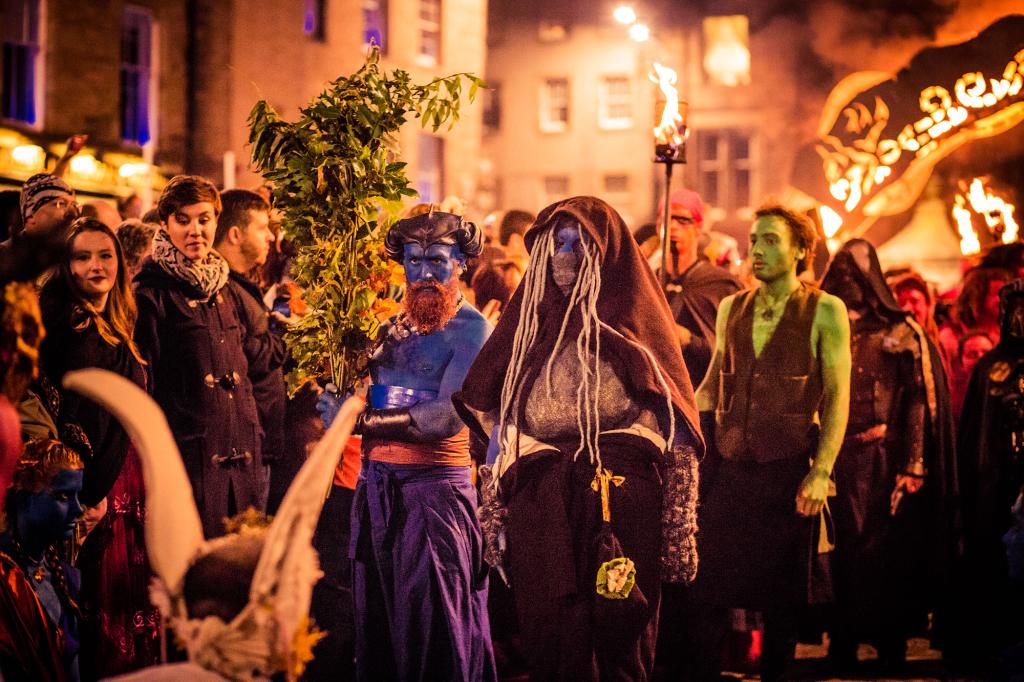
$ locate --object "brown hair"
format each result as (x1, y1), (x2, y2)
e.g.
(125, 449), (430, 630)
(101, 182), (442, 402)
(40, 217), (145, 364)
(754, 203), (818, 274)
(215, 189), (271, 246)
(116, 218), (157, 271)
(157, 174), (222, 224)
(956, 266), (1013, 329)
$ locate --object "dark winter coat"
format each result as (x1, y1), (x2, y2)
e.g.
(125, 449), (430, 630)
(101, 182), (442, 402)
(134, 259), (268, 538)
(227, 271), (287, 465)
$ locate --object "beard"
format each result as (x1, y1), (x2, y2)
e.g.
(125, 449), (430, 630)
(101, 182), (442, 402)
(405, 279), (460, 333)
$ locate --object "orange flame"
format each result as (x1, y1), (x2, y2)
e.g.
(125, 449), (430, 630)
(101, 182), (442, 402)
(650, 62), (684, 146)
(952, 177), (1018, 255)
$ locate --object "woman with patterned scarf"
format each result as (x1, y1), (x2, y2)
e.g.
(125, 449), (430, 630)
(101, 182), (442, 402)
(134, 175), (268, 539)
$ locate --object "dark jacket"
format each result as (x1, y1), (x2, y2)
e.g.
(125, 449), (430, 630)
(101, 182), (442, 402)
(39, 298), (146, 507)
(227, 270), (287, 464)
(665, 260), (742, 386)
(134, 259), (267, 537)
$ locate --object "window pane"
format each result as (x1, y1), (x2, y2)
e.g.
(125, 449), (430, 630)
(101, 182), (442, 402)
(363, 0), (388, 53)
(2, 0), (40, 124)
(701, 171), (719, 206)
(700, 133), (719, 162)
(735, 169), (750, 206)
(541, 78), (569, 131)
(419, 0), (441, 62)
(544, 176), (568, 195)
(416, 134), (445, 204)
(733, 133), (750, 161)
(304, 0), (325, 40)
(598, 76), (632, 130)
(703, 15), (751, 87)
(121, 7), (152, 144)
(604, 174), (629, 193)
(483, 83), (500, 131)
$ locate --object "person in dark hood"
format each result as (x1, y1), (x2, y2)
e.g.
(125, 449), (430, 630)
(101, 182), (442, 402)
(954, 278), (1024, 673)
(820, 239), (958, 672)
(658, 189), (742, 386)
(453, 195), (702, 681)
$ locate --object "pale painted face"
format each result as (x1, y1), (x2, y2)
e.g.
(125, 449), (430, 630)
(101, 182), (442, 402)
(749, 215), (804, 283)
(166, 201), (217, 260)
(69, 230), (118, 308)
(552, 221), (584, 294)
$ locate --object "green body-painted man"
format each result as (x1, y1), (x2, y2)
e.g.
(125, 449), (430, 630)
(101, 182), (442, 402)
(689, 204), (851, 682)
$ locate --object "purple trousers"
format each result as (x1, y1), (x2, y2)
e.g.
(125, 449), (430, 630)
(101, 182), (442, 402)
(350, 461), (496, 682)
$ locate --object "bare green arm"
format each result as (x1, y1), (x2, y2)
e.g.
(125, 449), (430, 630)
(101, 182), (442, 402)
(695, 295), (734, 412)
(796, 293), (851, 517)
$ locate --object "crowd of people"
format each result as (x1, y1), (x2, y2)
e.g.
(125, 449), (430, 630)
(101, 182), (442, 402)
(0, 147), (1020, 682)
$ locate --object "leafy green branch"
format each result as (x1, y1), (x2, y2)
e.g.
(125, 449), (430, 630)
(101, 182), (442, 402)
(247, 46), (484, 394)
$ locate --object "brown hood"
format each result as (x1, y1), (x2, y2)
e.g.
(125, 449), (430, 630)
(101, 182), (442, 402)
(454, 195), (703, 455)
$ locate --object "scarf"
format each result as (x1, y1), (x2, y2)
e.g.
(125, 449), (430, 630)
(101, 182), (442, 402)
(151, 229), (229, 300)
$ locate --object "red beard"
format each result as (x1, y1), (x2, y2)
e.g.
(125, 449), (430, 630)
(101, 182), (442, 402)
(405, 279), (460, 333)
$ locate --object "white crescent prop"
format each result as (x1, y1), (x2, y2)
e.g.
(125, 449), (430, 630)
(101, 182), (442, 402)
(63, 368), (204, 595)
(249, 393), (362, 661)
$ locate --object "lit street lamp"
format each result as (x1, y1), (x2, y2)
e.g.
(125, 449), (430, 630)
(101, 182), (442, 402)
(613, 4), (637, 25)
(629, 22), (650, 43)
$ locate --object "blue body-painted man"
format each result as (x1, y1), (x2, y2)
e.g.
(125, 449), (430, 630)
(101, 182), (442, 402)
(320, 210), (496, 682)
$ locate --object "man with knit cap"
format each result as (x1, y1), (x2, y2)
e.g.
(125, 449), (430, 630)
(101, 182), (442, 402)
(19, 173), (78, 238)
(658, 188), (741, 386)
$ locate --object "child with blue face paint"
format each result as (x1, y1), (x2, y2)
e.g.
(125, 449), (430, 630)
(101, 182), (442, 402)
(0, 438), (84, 681)
(320, 209), (497, 682)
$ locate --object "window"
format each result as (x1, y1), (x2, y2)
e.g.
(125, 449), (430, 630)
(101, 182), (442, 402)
(541, 175), (569, 205)
(598, 76), (632, 130)
(362, 0), (387, 53)
(121, 6), (153, 145)
(416, 134), (445, 204)
(482, 82), (500, 132)
(696, 129), (754, 214)
(539, 78), (569, 133)
(2, 0), (42, 124)
(603, 174), (629, 193)
(418, 0), (441, 65)
(703, 16), (750, 87)
(303, 0), (325, 41)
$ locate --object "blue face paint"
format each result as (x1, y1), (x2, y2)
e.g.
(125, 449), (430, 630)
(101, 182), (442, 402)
(16, 468), (84, 547)
(403, 243), (464, 286)
(552, 222), (584, 294)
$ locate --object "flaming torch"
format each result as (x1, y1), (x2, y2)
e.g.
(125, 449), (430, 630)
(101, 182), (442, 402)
(952, 177), (1019, 256)
(650, 62), (689, 286)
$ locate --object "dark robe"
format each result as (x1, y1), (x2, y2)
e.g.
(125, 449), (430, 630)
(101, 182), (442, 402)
(821, 240), (960, 659)
(134, 259), (268, 538)
(952, 279), (1024, 664)
(664, 260), (741, 386)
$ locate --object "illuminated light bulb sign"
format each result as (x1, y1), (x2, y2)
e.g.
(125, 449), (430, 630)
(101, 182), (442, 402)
(791, 14), (1024, 236)
(952, 177), (1018, 255)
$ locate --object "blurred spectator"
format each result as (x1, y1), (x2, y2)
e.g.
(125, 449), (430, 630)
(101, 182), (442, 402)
(498, 209), (534, 272)
(704, 230), (743, 277)
(980, 242), (1024, 280)
(214, 189), (288, 512)
(80, 200), (121, 231)
(117, 193), (143, 220)
(51, 134), (88, 178)
(0, 189), (21, 242)
(940, 266), (1013, 363)
(17, 173), (79, 240)
(633, 222), (660, 267)
(140, 207), (160, 224)
(890, 270), (946, 369)
(470, 258), (523, 324)
(116, 219), (157, 281)
(951, 330), (995, 418)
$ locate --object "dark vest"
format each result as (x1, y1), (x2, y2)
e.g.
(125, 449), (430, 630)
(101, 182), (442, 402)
(715, 284), (824, 463)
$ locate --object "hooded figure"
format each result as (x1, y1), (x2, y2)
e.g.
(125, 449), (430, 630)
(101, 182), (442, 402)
(953, 278), (1024, 669)
(453, 196), (702, 681)
(820, 239), (958, 669)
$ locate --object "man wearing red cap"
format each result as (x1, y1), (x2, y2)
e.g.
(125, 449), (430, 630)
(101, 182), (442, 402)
(658, 189), (741, 386)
